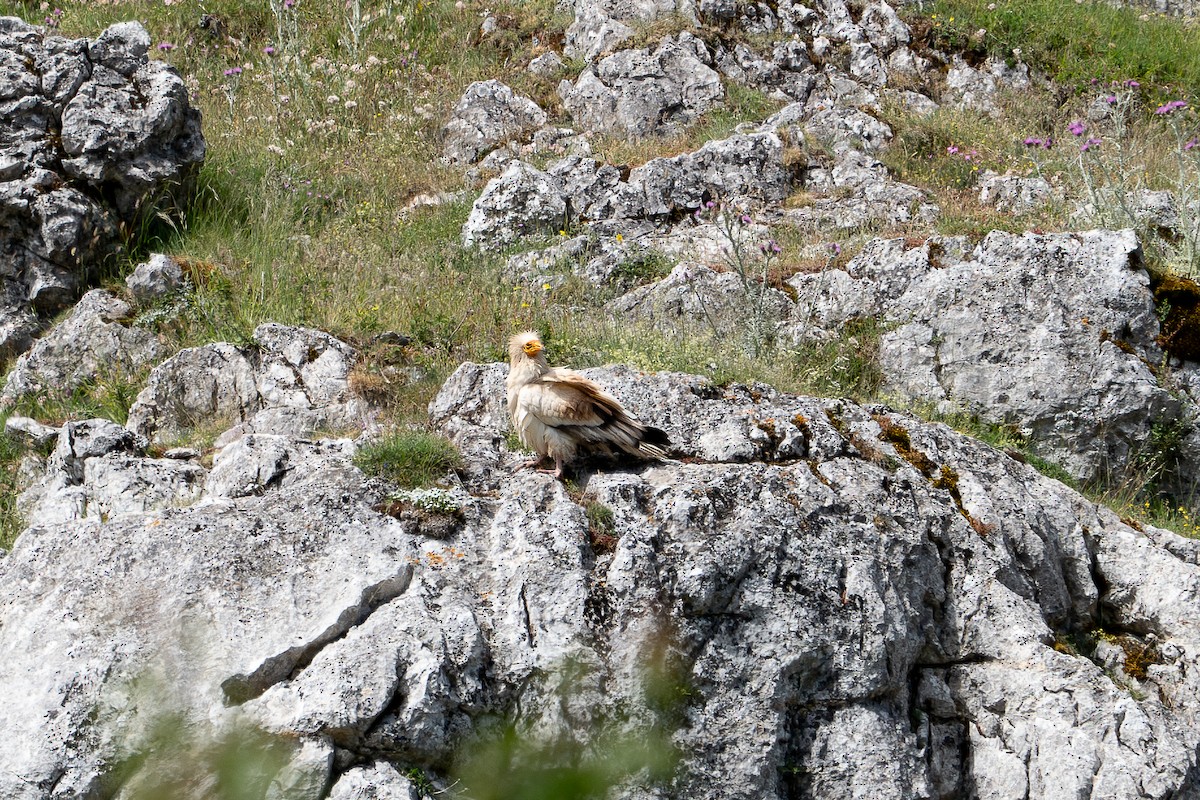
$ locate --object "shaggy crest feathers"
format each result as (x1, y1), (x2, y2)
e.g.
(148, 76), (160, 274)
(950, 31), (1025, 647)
(506, 331), (670, 478)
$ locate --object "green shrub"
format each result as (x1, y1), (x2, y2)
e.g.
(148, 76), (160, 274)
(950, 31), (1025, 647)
(354, 429), (462, 488)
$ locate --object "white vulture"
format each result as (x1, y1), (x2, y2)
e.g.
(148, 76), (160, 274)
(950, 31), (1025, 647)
(506, 331), (671, 478)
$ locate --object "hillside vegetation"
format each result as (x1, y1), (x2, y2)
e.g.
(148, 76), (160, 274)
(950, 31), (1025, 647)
(0, 0), (1198, 544)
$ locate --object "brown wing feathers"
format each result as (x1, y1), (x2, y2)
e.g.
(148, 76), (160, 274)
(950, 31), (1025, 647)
(541, 370), (669, 459)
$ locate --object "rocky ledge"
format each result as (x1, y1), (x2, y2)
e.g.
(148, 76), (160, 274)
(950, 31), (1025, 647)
(3, 352), (1200, 799)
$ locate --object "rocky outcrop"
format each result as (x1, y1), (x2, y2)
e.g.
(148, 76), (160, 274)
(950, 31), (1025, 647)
(441, 80), (548, 165)
(0, 18), (204, 357)
(462, 131), (796, 247)
(0, 289), (168, 404)
(125, 323), (368, 446)
(788, 230), (1192, 486)
(560, 33), (723, 137)
(4, 363), (1200, 799)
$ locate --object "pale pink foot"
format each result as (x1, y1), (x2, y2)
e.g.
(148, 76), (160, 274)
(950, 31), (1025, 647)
(535, 457), (566, 480)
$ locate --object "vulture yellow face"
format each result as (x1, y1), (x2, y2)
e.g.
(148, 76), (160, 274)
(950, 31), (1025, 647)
(522, 338), (543, 356)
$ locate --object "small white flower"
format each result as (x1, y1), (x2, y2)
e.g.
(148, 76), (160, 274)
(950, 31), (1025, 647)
(344, 100), (358, 110)
(326, 94), (340, 104)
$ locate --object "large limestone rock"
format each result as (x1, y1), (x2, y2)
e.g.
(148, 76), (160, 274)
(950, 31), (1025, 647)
(125, 323), (368, 445)
(788, 230), (1188, 485)
(4, 363), (1200, 798)
(560, 33), (723, 137)
(0, 18), (203, 356)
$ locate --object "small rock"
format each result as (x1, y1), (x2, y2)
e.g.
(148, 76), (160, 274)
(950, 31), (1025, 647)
(4, 416), (60, 449)
(126, 253), (186, 302)
(560, 34), (723, 137)
(528, 51), (565, 77)
(978, 170), (1057, 215)
(461, 161), (567, 248)
(442, 80), (548, 165)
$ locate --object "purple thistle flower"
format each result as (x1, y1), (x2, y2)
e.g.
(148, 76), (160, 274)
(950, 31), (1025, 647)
(1023, 137), (1042, 147)
(1187, 138), (1198, 151)
(263, 45), (276, 55)
(1155, 99), (1187, 114)
(1080, 137), (1102, 153)
(1068, 120), (1087, 136)
(705, 200), (716, 209)
(740, 214), (752, 225)
(223, 66), (243, 77)
(1124, 79), (1140, 88)
(829, 242), (842, 256)
(158, 42), (175, 51)
(1042, 137), (1053, 149)
(946, 145), (959, 155)
(1105, 95), (1118, 104)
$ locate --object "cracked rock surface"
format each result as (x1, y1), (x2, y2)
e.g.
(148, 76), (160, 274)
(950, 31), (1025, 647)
(4, 361), (1200, 798)
(785, 229), (1200, 489)
(0, 18), (203, 357)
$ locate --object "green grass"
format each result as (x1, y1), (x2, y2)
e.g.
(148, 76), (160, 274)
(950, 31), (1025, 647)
(919, 0), (1200, 91)
(0, 418), (31, 551)
(354, 429), (463, 488)
(785, 317), (886, 400)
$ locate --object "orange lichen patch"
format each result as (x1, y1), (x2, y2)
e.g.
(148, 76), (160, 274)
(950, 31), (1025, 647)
(875, 415), (937, 477)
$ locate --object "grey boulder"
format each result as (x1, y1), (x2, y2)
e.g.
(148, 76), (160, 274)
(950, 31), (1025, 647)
(787, 230), (1188, 485)
(126, 323), (368, 446)
(0, 289), (168, 405)
(560, 33), (723, 137)
(125, 252), (187, 302)
(442, 80), (548, 165)
(0, 18), (203, 357)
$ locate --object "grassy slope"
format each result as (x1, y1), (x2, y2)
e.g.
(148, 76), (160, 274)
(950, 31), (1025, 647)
(0, 0), (1196, 546)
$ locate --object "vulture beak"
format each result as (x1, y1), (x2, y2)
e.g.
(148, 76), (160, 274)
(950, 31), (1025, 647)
(523, 340), (544, 356)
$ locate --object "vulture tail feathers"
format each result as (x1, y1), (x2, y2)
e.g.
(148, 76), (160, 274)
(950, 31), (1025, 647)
(638, 425), (671, 458)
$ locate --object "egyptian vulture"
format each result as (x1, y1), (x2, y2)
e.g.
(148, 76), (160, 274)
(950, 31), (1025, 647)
(506, 331), (670, 478)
